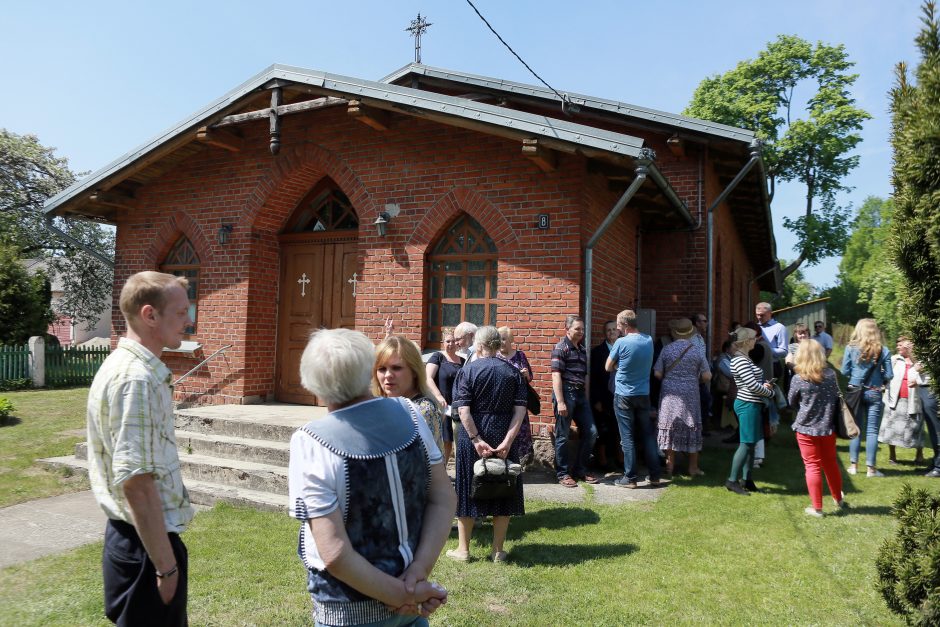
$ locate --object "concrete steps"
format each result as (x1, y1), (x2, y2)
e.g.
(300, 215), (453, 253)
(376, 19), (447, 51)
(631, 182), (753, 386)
(39, 403), (324, 513)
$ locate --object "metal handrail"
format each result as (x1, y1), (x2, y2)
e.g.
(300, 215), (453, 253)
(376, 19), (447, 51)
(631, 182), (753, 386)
(173, 344), (233, 386)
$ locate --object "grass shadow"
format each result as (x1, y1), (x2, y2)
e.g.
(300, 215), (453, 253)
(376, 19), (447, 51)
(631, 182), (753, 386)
(506, 541), (637, 566)
(0, 416), (23, 427)
(506, 507), (601, 539)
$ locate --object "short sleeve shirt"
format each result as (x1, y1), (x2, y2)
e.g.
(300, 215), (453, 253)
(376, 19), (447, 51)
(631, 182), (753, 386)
(609, 333), (654, 397)
(86, 338), (193, 533)
(550, 336), (588, 386)
(814, 331), (834, 352)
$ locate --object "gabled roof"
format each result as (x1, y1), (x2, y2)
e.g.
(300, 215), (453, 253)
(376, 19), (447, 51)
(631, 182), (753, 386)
(46, 63), (686, 219)
(381, 63), (757, 144)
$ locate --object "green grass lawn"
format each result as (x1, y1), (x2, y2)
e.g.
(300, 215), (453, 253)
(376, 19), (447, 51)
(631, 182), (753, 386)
(2, 424), (933, 625)
(0, 387), (90, 507)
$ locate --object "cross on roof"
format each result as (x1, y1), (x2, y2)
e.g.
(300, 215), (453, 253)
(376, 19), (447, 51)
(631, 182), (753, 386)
(405, 13), (432, 64)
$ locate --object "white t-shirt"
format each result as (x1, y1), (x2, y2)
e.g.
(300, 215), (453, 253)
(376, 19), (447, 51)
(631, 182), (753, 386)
(288, 397), (443, 570)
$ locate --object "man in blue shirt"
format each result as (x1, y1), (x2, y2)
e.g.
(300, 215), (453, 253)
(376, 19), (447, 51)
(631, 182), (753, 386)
(755, 302), (788, 377)
(813, 320), (834, 358)
(605, 309), (660, 488)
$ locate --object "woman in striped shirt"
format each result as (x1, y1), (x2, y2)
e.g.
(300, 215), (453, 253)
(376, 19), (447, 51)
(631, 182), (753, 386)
(725, 326), (775, 496)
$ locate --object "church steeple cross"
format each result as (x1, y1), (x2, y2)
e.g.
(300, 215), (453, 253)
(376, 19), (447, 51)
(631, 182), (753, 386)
(406, 13), (432, 64)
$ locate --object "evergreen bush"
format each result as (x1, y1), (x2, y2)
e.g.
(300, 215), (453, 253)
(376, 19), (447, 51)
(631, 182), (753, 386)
(876, 484), (940, 625)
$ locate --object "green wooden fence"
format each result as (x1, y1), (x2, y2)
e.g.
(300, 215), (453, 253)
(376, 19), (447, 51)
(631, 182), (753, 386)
(0, 344), (31, 383)
(45, 345), (110, 387)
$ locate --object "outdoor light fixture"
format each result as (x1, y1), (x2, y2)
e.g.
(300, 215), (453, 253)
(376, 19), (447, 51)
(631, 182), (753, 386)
(218, 223), (234, 245)
(373, 212), (391, 237)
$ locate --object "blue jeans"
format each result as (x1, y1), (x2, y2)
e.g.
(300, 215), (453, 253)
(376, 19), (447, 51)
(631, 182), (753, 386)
(614, 394), (660, 482)
(849, 389), (884, 467)
(918, 386), (940, 471)
(553, 385), (597, 479)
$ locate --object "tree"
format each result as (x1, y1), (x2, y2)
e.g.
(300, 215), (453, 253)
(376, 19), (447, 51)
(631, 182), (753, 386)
(892, 2), (940, 390)
(684, 35), (871, 279)
(0, 129), (114, 329)
(0, 243), (54, 345)
(824, 196), (906, 340)
(759, 259), (815, 310)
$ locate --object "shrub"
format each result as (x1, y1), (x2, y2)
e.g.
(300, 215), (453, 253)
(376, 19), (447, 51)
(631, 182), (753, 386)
(876, 483), (940, 625)
(0, 378), (31, 392)
(0, 397), (14, 421)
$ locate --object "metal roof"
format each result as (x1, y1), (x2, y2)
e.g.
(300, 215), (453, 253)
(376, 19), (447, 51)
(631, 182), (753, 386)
(44, 64), (652, 216)
(380, 63), (757, 144)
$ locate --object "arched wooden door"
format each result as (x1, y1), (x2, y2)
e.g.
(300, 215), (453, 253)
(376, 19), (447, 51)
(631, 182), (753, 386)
(275, 186), (358, 405)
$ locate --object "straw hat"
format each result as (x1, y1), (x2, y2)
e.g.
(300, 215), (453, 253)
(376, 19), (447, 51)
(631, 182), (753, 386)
(669, 318), (696, 339)
(730, 326), (757, 343)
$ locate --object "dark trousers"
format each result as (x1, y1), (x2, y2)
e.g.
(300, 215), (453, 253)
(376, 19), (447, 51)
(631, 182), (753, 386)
(103, 519), (188, 626)
(919, 386), (940, 471)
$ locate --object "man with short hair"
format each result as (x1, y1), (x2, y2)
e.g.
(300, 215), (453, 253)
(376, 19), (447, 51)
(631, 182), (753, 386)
(606, 309), (660, 488)
(551, 314), (599, 487)
(755, 302), (788, 377)
(590, 320), (621, 472)
(87, 271), (194, 625)
(454, 321), (478, 362)
(691, 313), (708, 351)
(813, 320), (834, 358)
(690, 312), (713, 431)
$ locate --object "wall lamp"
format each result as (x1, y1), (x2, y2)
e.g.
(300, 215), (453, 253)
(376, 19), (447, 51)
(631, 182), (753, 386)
(218, 223), (234, 245)
(373, 212), (391, 237)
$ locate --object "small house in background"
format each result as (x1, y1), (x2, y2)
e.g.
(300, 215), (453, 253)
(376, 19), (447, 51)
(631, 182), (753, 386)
(22, 259), (111, 346)
(773, 297), (830, 337)
(43, 62), (778, 414)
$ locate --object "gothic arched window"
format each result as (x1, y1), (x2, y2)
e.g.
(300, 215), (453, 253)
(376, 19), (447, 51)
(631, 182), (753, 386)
(426, 214), (497, 344)
(160, 236), (199, 335)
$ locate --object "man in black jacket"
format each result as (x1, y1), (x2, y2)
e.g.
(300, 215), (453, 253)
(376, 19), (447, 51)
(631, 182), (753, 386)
(590, 320), (621, 472)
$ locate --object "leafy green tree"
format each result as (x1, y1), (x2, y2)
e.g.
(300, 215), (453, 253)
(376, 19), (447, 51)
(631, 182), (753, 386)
(824, 196), (905, 340)
(759, 259), (815, 310)
(0, 243), (55, 344)
(0, 129), (113, 329)
(685, 35), (870, 279)
(891, 2), (940, 389)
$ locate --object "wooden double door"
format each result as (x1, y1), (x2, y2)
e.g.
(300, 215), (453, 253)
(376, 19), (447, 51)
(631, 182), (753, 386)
(276, 236), (357, 405)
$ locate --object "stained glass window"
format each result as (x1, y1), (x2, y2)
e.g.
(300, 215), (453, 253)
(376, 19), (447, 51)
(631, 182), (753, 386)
(161, 236), (199, 335)
(426, 214), (498, 345)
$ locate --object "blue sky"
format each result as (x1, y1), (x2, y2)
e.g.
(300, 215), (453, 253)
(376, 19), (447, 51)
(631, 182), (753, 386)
(2, 0), (924, 289)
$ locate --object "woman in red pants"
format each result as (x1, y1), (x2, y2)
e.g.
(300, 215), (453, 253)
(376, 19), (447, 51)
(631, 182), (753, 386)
(787, 339), (848, 517)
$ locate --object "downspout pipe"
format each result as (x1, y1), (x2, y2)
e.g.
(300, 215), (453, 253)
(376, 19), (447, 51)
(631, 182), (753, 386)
(706, 139), (761, 353)
(584, 159), (649, 354)
(43, 216), (115, 268)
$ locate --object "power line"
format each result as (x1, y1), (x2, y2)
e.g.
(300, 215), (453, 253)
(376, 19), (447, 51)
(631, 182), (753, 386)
(464, 0), (575, 114)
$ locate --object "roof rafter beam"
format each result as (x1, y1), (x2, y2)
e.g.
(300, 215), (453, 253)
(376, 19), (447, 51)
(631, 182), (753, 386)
(347, 99), (390, 131)
(521, 138), (556, 172)
(88, 189), (137, 211)
(211, 96), (348, 128)
(196, 126), (244, 152)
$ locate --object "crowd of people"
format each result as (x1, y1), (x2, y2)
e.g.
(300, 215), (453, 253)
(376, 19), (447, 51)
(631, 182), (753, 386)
(84, 270), (940, 626)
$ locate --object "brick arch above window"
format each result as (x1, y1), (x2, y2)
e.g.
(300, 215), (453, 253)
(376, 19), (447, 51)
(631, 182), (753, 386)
(160, 235), (200, 336)
(405, 187), (518, 256)
(147, 210), (214, 268)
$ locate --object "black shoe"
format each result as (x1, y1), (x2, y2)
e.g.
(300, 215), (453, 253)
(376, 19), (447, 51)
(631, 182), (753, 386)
(925, 469), (940, 478)
(744, 479), (760, 492)
(725, 480), (750, 496)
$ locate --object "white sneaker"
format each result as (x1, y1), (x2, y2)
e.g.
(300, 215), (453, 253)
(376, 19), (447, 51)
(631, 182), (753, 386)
(867, 469), (885, 477)
(847, 465), (858, 475)
(804, 507), (824, 518)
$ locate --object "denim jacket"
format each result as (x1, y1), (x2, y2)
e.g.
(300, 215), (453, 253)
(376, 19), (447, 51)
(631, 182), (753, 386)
(841, 345), (893, 388)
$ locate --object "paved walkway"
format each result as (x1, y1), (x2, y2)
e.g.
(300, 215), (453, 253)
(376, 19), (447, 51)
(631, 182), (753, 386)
(0, 471), (665, 569)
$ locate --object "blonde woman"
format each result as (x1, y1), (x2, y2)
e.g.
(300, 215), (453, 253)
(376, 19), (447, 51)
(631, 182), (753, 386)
(841, 319), (893, 477)
(725, 326), (774, 495)
(374, 335), (445, 454)
(788, 339), (847, 517)
(426, 327), (465, 462)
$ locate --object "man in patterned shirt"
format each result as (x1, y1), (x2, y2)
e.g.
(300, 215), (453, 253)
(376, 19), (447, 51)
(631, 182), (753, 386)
(87, 271), (194, 626)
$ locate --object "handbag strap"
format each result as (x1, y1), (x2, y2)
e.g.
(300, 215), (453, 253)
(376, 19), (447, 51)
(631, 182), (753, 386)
(663, 343), (694, 378)
(481, 458), (510, 476)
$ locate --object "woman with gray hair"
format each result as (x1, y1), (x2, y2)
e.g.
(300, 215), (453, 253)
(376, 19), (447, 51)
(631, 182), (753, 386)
(288, 329), (456, 625)
(446, 326), (527, 564)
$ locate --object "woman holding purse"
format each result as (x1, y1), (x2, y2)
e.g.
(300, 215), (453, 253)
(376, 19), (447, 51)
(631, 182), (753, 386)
(788, 339), (848, 517)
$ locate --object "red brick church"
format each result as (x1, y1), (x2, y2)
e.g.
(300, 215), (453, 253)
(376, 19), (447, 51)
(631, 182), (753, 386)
(44, 62), (778, 416)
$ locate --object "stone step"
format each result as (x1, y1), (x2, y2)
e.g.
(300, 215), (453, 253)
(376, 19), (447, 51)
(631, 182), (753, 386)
(173, 405), (318, 442)
(179, 452), (288, 495)
(37, 456), (290, 512)
(74, 431), (290, 467)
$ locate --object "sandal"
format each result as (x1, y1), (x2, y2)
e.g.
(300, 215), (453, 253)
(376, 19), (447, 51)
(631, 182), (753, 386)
(491, 550), (508, 563)
(559, 475), (578, 488)
(445, 549), (470, 562)
(580, 474), (600, 484)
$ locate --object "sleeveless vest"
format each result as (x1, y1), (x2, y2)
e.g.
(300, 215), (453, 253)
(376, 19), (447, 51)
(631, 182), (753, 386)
(296, 397), (431, 626)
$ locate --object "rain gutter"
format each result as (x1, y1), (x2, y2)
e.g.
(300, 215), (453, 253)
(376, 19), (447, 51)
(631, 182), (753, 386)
(43, 216), (114, 268)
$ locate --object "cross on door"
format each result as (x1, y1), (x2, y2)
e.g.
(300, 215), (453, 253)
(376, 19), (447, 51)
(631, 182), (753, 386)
(297, 272), (310, 297)
(347, 272), (358, 298)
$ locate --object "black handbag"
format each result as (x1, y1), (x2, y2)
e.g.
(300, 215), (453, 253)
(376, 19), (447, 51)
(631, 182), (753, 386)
(844, 360), (878, 415)
(526, 382), (541, 415)
(470, 459), (519, 500)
